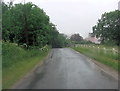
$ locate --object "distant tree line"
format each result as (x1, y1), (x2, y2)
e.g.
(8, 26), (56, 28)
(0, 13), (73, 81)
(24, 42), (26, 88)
(70, 33), (92, 44)
(2, 2), (69, 48)
(70, 33), (83, 42)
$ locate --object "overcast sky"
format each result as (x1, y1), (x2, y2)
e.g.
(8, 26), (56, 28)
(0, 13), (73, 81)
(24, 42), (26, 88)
(4, 0), (119, 38)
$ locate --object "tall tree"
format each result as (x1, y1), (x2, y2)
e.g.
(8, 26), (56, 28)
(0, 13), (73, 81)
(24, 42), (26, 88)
(2, 2), (69, 48)
(92, 10), (120, 45)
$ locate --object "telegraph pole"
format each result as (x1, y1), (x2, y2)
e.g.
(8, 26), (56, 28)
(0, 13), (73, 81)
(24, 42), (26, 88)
(118, 1), (120, 91)
(9, 0), (13, 8)
(24, 0), (29, 49)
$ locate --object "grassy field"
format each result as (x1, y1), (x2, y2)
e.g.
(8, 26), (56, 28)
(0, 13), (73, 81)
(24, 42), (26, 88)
(2, 41), (50, 89)
(72, 44), (118, 70)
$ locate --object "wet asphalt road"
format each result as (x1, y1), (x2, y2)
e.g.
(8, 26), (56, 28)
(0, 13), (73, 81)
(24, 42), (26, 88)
(14, 48), (118, 89)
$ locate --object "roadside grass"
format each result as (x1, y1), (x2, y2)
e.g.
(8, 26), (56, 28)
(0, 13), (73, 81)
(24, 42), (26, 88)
(82, 44), (118, 50)
(2, 41), (50, 89)
(72, 46), (118, 70)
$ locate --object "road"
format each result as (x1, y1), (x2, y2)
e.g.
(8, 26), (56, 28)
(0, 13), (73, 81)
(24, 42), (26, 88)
(13, 48), (118, 89)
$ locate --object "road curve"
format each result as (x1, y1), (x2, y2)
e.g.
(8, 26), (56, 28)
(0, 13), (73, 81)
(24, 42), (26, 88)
(13, 48), (118, 89)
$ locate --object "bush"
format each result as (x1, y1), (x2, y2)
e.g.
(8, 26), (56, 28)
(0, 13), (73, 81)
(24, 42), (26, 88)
(2, 41), (26, 67)
(2, 41), (50, 68)
(2, 41), (50, 89)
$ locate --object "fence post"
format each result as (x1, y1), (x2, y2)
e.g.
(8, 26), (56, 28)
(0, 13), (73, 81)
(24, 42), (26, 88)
(112, 48), (116, 55)
(103, 47), (106, 54)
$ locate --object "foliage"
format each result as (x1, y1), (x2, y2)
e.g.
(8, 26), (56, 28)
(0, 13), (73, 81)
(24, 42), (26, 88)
(2, 2), (70, 89)
(2, 41), (50, 89)
(2, 41), (50, 68)
(70, 33), (92, 45)
(72, 40), (93, 44)
(70, 33), (83, 42)
(92, 10), (120, 45)
(2, 2), (69, 48)
(51, 33), (70, 48)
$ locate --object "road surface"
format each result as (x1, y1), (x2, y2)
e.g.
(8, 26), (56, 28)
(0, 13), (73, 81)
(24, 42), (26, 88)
(13, 48), (118, 89)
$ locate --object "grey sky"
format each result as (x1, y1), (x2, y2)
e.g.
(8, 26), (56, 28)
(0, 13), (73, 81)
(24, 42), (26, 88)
(4, 0), (119, 38)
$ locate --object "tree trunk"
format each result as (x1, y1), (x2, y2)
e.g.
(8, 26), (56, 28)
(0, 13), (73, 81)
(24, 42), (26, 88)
(24, 3), (29, 49)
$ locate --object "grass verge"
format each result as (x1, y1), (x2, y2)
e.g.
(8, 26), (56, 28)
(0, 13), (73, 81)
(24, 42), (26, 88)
(72, 46), (118, 71)
(2, 41), (50, 89)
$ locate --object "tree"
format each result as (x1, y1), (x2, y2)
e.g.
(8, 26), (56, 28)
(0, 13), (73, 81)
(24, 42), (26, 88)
(2, 2), (50, 47)
(2, 2), (69, 48)
(70, 33), (83, 42)
(92, 10), (120, 45)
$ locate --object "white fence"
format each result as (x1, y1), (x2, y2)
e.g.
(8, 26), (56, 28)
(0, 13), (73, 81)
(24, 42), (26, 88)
(75, 44), (118, 55)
